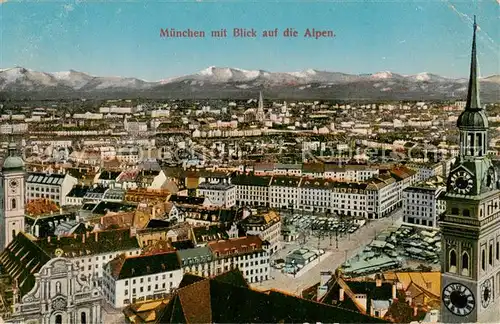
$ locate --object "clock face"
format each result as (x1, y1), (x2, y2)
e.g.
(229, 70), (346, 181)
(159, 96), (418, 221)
(450, 171), (474, 194)
(480, 278), (493, 309)
(443, 283), (475, 316)
(9, 180), (18, 189)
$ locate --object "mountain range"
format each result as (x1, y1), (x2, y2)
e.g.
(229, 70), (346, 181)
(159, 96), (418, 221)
(1, 66), (499, 101)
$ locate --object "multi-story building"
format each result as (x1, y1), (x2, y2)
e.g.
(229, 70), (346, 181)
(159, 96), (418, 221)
(34, 229), (142, 286)
(299, 178), (334, 213)
(64, 185), (90, 206)
(116, 147), (140, 164)
(177, 246), (215, 277)
(232, 167), (416, 219)
(324, 164), (379, 182)
(197, 181), (236, 208)
(207, 236), (270, 284)
(103, 252), (182, 308)
(240, 210), (281, 254)
(26, 172), (78, 206)
(331, 182), (369, 218)
(403, 177), (446, 228)
(269, 176), (301, 210)
(232, 174), (271, 207)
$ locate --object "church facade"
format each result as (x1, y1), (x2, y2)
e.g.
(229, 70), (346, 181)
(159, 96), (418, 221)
(9, 257), (103, 324)
(440, 17), (500, 323)
(0, 145), (104, 324)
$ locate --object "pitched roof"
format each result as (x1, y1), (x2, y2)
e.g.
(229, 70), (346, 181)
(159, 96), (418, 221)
(110, 251), (181, 280)
(26, 172), (65, 185)
(208, 236), (263, 258)
(0, 233), (52, 296)
(35, 229), (140, 257)
(66, 185), (91, 198)
(157, 269), (387, 323)
(192, 225), (229, 245)
(231, 174), (272, 186)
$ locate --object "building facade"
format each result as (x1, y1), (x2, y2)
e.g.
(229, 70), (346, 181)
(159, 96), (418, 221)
(403, 180), (446, 228)
(26, 172), (78, 206)
(9, 257), (103, 324)
(103, 252), (182, 308)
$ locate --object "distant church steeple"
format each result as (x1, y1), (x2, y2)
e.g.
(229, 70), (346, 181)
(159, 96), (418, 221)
(256, 91), (265, 122)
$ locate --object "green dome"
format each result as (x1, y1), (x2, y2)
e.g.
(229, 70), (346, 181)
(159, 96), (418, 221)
(457, 109), (488, 129)
(2, 156), (24, 171)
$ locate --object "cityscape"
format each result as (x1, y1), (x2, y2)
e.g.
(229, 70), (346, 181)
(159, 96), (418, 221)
(1, 1), (500, 324)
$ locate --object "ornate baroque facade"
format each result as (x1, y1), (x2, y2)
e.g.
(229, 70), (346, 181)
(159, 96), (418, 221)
(9, 257), (103, 324)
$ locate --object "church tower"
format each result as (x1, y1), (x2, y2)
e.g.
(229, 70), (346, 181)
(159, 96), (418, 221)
(256, 91), (265, 122)
(441, 17), (500, 323)
(0, 142), (25, 249)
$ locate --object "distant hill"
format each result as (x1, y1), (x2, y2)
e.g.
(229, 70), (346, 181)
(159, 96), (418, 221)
(1, 66), (499, 101)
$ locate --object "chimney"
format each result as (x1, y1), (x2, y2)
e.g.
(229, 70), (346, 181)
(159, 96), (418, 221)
(73, 233), (77, 239)
(413, 306), (418, 317)
(94, 231), (98, 242)
(48, 236), (51, 243)
(339, 288), (345, 301)
(376, 278), (382, 287)
(82, 234), (86, 244)
(57, 235), (61, 241)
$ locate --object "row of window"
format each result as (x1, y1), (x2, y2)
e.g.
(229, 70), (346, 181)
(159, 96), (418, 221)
(125, 281), (174, 295)
(449, 241), (500, 275)
(27, 186), (59, 192)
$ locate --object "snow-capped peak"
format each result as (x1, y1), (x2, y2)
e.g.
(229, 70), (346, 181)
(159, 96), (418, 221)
(372, 71), (393, 79)
(199, 66), (217, 76)
(414, 72), (431, 81)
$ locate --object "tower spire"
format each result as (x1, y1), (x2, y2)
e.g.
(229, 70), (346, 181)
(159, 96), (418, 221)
(258, 91), (264, 111)
(466, 15), (481, 110)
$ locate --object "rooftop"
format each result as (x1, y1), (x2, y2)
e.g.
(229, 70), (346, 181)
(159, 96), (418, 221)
(110, 251), (181, 280)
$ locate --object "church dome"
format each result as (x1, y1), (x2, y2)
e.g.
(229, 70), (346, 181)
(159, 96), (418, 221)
(2, 143), (24, 171)
(2, 156), (24, 171)
(457, 109), (488, 129)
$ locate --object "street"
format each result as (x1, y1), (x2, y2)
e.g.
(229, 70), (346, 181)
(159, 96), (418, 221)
(252, 209), (403, 295)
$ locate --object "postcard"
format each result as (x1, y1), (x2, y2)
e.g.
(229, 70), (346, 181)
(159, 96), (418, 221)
(0, 1), (499, 324)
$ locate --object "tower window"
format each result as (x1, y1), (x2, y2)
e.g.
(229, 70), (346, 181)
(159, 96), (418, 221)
(463, 209), (470, 217)
(461, 252), (470, 276)
(496, 241), (499, 261)
(81, 312), (87, 324)
(11, 198), (16, 210)
(451, 208), (459, 215)
(489, 244), (493, 266)
(449, 249), (457, 273)
(482, 249), (486, 271)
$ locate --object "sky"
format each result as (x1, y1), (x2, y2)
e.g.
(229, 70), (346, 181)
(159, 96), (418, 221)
(0, 0), (499, 81)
